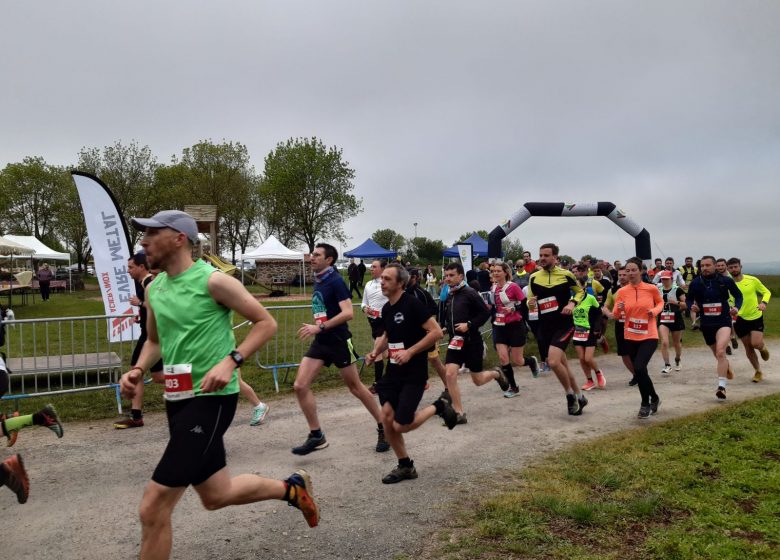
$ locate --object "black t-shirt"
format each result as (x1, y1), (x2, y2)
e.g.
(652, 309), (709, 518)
(381, 292), (430, 375)
(137, 275), (154, 336)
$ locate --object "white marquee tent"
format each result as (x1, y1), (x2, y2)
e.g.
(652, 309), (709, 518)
(0, 235), (72, 291)
(239, 235), (306, 293)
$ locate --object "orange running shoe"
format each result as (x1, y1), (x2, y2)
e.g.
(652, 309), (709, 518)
(285, 469), (319, 528)
(2, 454), (29, 503)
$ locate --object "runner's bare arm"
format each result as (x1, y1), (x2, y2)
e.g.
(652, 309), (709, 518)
(366, 333), (389, 365)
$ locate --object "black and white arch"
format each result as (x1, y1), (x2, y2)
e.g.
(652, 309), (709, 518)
(487, 202), (651, 262)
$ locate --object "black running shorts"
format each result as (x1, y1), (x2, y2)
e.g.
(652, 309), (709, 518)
(305, 336), (359, 369)
(368, 317), (385, 339)
(376, 371), (427, 426)
(701, 323), (732, 346)
(152, 393), (238, 488)
(445, 340), (484, 372)
(131, 333), (163, 373)
(572, 327), (597, 348)
(492, 321), (527, 348)
(614, 321), (628, 356)
(537, 320), (574, 352)
(734, 316), (764, 339)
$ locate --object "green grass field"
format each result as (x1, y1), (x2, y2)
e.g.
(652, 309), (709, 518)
(426, 393), (780, 560)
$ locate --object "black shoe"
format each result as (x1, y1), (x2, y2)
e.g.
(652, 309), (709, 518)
(572, 395), (588, 416)
(527, 356), (539, 378)
(292, 433), (329, 455)
(494, 367), (510, 391)
(436, 398), (458, 430)
(628, 377), (638, 387)
(566, 394), (580, 415)
(731, 337), (738, 349)
(375, 428), (390, 452)
(637, 404), (651, 419)
(725, 345), (732, 355)
(650, 396), (660, 415)
(716, 386), (726, 400)
(455, 412), (468, 425)
(382, 464), (418, 484)
(439, 388), (452, 404)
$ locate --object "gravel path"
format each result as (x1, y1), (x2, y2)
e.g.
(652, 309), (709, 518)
(5, 342), (779, 559)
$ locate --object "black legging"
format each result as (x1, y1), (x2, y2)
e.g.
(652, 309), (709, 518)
(626, 339), (658, 405)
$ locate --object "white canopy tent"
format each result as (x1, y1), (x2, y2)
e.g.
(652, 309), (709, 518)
(239, 235), (306, 293)
(0, 235), (72, 291)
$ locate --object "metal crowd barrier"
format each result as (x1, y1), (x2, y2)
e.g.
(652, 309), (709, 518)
(1, 314), (135, 412)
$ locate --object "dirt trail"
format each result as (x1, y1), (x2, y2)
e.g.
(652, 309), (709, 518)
(6, 343), (779, 560)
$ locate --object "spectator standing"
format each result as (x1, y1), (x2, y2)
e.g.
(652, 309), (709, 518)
(36, 263), (54, 301)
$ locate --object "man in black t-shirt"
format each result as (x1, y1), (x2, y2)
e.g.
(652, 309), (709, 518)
(366, 263), (457, 484)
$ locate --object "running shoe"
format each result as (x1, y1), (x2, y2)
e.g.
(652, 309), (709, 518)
(376, 427), (390, 452)
(436, 398), (458, 429)
(1, 412), (19, 447)
(581, 379), (596, 391)
(113, 417), (144, 429)
(382, 464), (418, 484)
(455, 412), (468, 425)
(291, 433), (329, 455)
(691, 319), (700, 331)
(526, 356), (539, 378)
(566, 394), (580, 415)
(731, 337), (739, 349)
(725, 345), (732, 356)
(38, 404), (63, 438)
(439, 388), (452, 404)
(628, 376), (638, 387)
(503, 388), (520, 398)
(661, 364), (672, 375)
(674, 358), (681, 371)
(285, 470), (319, 527)
(637, 404), (651, 419)
(726, 367), (734, 380)
(595, 371), (606, 389)
(716, 386), (726, 400)
(1, 454), (29, 504)
(249, 403), (269, 426)
(650, 396), (661, 415)
(493, 367), (510, 391)
(759, 346), (770, 361)
(752, 371), (762, 383)
(575, 395), (588, 415)
(598, 336), (609, 354)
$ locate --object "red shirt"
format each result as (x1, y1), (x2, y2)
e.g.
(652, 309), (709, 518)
(492, 281), (525, 324)
(523, 261), (538, 274)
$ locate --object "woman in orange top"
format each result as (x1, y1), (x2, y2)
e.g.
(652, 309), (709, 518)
(614, 257), (664, 419)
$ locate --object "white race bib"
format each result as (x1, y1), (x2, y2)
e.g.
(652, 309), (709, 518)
(493, 312), (507, 326)
(366, 307), (381, 319)
(573, 327), (590, 342)
(388, 342), (404, 364)
(626, 318), (649, 335)
(163, 363), (195, 401)
(660, 311), (676, 323)
(528, 310), (539, 321)
(448, 335), (465, 350)
(538, 296), (559, 315)
(314, 311), (327, 325)
(703, 303), (722, 317)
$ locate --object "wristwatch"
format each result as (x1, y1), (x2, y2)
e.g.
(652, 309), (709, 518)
(229, 349), (244, 367)
(319, 322), (326, 331)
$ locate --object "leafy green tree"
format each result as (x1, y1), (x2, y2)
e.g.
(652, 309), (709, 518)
(371, 229), (406, 252)
(0, 156), (68, 244)
(262, 137), (362, 252)
(405, 236), (445, 264)
(57, 184), (92, 271)
(502, 238), (525, 262)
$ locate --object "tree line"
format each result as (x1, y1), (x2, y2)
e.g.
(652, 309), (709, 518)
(0, 137), (362, 269)
(372, 228), (526, 264)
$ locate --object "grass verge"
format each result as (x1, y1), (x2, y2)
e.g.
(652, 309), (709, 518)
(427, 394), (780, 560)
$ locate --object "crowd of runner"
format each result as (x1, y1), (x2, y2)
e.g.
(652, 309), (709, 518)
(0, 210), (772, 560)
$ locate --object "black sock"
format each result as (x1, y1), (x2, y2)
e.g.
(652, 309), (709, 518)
(377, 422), (384, 432)
(32, 412), (45, 426)
(0, 464), (8, 486)
(131, 409), (143, 421)
(374, 359), (385, 383)
(310, 429), (323, 438)
(502, 364), (517, 389)
(399, 457), (413, 468)
(1, 421), (7, 438)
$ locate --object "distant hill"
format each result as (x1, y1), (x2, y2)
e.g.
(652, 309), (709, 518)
(743, 262), (780, 275)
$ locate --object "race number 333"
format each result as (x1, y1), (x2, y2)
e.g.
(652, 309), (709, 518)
(163, 363), (194, 401)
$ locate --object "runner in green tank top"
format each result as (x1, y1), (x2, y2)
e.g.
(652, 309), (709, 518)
(121, 210), (318, 560)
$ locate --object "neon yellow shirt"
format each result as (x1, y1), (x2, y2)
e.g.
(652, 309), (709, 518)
(735, 275), (771, 321)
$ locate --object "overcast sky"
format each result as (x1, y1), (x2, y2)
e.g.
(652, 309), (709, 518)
(2, 1), (779, 264)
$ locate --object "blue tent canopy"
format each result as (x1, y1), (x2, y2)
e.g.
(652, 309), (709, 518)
(442, 233), (490, 258)
(344, 238), (397, 259)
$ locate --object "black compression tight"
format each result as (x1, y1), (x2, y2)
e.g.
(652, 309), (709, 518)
(626, 339), (658, 405)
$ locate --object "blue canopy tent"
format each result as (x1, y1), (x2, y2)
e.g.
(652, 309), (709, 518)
(442, 233), (490, 258)
(344, 238), (398, 259)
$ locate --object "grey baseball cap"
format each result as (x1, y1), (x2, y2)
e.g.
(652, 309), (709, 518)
(130, 210), (199, 244)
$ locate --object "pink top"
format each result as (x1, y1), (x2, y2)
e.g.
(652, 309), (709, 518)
(492, 281), (525, 325)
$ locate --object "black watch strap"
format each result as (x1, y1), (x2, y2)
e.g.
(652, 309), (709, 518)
(229, 349), (244, 367)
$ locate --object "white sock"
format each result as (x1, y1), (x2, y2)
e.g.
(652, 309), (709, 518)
(718, 377), (727, 388)
(254, 402), (265, 409)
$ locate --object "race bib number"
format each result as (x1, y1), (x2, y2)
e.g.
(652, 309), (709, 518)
(573, 327), (590, 342)
(388, 342), (405, 364)
(660, 311), (676, 323)
(448, 335), (465, 350)
(703, 303), (722, 317)
(538, 296), (559, 315)
(366, 307), (381, 319)
(163, 363), (194, 401)
(314, 311), (327, 325)
(493, 312), (507, 326)
(627, 318), (649, 335)
(528, 310), (539, 321)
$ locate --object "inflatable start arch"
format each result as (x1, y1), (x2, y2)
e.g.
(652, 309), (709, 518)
(487, 202), (651, 262)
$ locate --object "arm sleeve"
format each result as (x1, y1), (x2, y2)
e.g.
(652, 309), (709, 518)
(567, 272), (585, 304)
(728, 279), (743, 309)
(361, 283), (369, 309)
(651, 287), (664, 316)
(757, 279), (772, 304)
(470, 290), (492, 328)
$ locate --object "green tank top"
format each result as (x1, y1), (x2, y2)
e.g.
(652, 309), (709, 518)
(148, 259), (239, 398)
